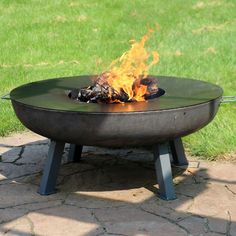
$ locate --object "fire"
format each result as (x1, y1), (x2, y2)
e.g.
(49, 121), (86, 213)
(104, 29), (159, 102)
(69, 30), (160, 104)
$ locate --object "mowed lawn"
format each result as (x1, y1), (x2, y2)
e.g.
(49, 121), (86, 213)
(0, 0), (235, 159)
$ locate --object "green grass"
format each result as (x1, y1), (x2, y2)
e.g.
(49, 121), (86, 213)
(0, 0), (235, 159)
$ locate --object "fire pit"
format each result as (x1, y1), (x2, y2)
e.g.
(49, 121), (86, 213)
(8, 75), (223, 200)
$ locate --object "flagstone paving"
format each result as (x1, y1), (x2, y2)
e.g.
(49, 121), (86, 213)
(0, 132), (235, 236)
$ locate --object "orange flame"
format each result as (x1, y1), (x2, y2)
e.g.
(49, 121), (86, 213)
(101, 29), (159, 102)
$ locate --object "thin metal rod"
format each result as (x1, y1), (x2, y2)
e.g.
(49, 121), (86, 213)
(1, 94), (10, 100)
(153, 142), (176, 200)
(221, 96), (236, 103)
(68, 144), (83, 162)
(170, 138), (188, 166)
(38, 140), (65, 195)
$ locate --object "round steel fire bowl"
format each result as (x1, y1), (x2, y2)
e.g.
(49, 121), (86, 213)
(10, 76), (223, 147)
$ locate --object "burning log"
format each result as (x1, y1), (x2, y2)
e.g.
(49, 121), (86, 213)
(68, 83), (129, 103)
(68, 74), (159, 103)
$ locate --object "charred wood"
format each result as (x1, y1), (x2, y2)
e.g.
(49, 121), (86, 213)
(68, 76), (159, 103)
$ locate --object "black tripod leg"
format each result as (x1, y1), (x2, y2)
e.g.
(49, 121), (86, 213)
(38, 140), (65, 195)
(153, 142), (176, 200)
(68, 144), (83, 163)
(170, 138), (188, 166)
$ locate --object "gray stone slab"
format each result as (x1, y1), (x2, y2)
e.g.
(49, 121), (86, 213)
(16, 144), (48, 164)
(94, 206), (188, 235)
(230, 222), (236, 236)
(208, 211), (228, 234)
(0, 132), (236, 236)
(0, 182), (64, 209)
(0, 208), (28, 225)
(188, 183), (234, 216)
(140, 194), (193, 222)
(0, 162), (42, 181)
(0, 217), (32, 236)
(1, 147), (22, 163)
(178, 216), (209, 235)
(65, 187), (154, 209)
(0, 132), (47, 147)
(28, 205), (103, 236)
(198, 162), (236, 184)
(104, 220), (188, 236)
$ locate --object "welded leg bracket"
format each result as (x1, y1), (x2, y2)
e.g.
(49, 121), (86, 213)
(68, 144), (83, 163)
(38, 140), (65, 195)
(153, 142), (176, 200)
(170, 138), (188, 166)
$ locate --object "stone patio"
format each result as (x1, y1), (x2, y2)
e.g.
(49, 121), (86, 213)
(0, 132), (235, 236)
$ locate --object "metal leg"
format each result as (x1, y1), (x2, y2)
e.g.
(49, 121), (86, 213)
(38, 140), (65, 195)
(170, 138), (188, 166)
(68, 144), (83, 162)
(153, 142), (176, 200)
